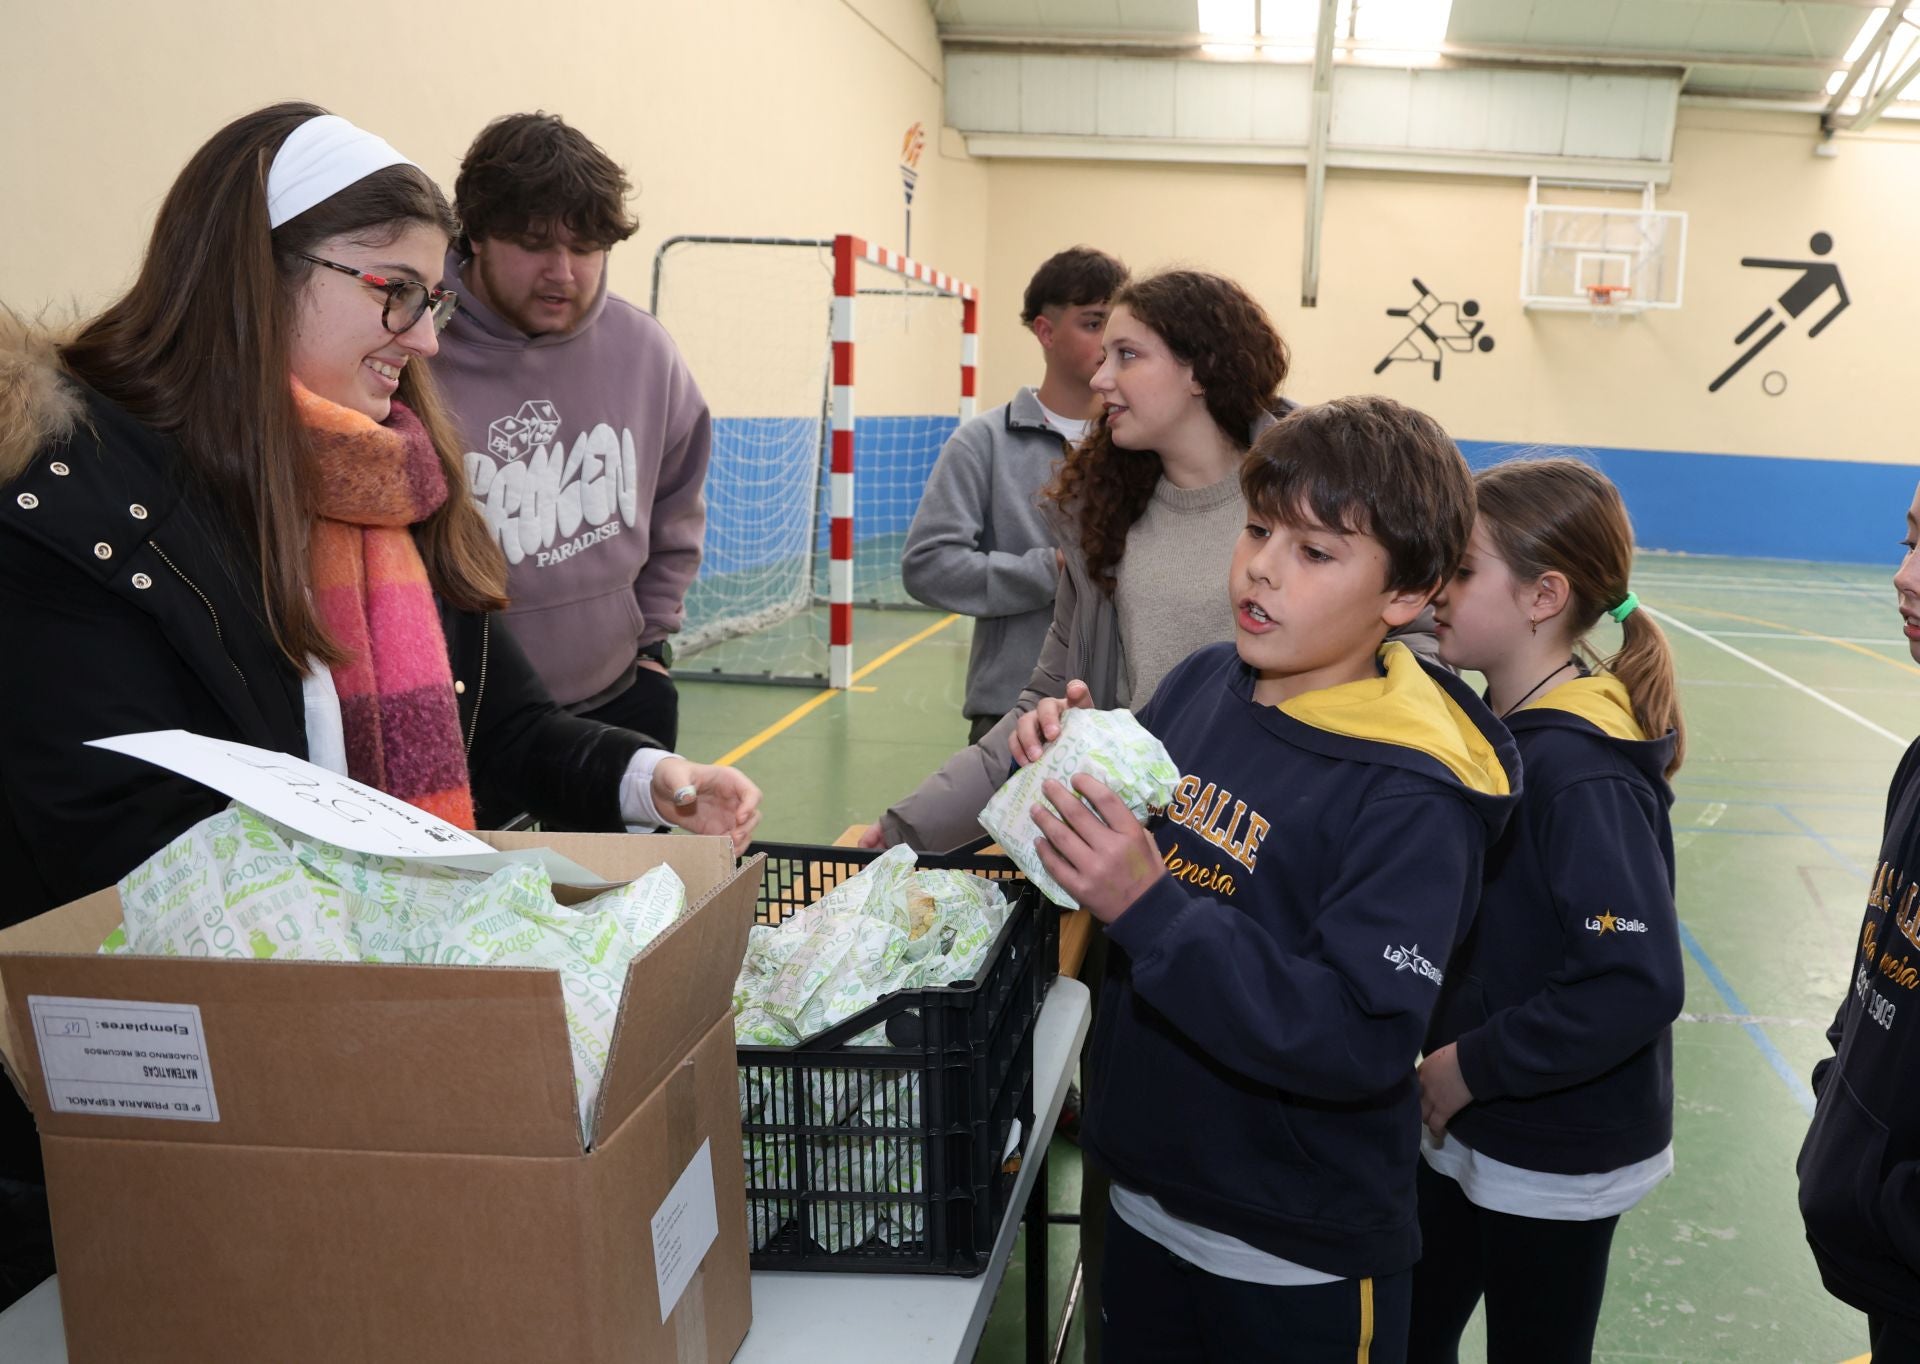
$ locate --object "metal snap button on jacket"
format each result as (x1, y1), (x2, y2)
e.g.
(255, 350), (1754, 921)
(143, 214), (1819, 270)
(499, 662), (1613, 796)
(93, 542), (112, 560)
(129, 504), (148, 520)
(48, 462), (69, 476)
(16, 493), (37, 510)
(132, 573), (153, 590)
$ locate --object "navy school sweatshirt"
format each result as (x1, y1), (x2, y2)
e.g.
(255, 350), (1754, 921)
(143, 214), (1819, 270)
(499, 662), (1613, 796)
(1425, 674), (1684, 1174)
(1799, 738), (1920, 1324)
(1081, 640), (1521, 1279)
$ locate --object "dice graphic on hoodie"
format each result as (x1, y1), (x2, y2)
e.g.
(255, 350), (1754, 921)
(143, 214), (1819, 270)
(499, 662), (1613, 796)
(487, 401), (563, 462)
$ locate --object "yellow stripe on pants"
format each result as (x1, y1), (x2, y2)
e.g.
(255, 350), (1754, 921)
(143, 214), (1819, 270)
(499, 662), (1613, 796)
(1356, 1275), (1374, 1363)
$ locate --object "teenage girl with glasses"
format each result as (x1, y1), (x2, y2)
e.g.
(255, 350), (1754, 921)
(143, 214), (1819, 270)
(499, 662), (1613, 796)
(0, 98), (765, 1304)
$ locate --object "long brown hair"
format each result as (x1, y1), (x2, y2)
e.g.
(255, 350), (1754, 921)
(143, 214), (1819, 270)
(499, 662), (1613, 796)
(1044, 269), (1288, 594)
(1475, 458), (1685, 775)
(60, 101), (506, 671)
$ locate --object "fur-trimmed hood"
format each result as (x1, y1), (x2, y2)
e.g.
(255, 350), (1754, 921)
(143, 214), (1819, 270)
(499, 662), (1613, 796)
(0, 312), (82, 486)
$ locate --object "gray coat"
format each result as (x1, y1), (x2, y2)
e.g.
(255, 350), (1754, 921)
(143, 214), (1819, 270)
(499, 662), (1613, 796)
(879, 503), (1119, 851)
(900, 388), (1067, 721)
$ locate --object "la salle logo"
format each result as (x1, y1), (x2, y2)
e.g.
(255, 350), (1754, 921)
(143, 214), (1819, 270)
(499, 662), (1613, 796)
(1586, 910), (1649, 935)
(1383, 943), (1443, 985)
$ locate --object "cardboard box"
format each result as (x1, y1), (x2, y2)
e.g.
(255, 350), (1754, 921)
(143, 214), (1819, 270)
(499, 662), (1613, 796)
(0, 831), (761, 1364)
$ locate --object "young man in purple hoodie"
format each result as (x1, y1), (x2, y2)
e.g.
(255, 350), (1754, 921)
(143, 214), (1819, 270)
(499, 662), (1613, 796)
(435, 113), (711, 767)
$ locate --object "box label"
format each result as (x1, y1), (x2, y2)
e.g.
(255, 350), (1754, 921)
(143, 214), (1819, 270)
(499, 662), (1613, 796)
(651, 1139), (719, 1322)
(27, 996), (220, 1123)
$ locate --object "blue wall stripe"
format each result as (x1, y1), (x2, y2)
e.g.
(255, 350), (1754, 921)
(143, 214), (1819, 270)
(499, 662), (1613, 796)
(701, 421), (1917, 573)
(1676, 920), (1818, 1117)
(1460, 440), (1920, 565)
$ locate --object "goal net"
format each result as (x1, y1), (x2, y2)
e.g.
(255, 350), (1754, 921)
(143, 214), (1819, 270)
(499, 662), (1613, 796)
(650, 235), (975, 686)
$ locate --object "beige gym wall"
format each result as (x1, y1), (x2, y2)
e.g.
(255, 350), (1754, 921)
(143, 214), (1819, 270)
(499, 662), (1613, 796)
(976, 105), (1915, 469)
(0, 0), (988, 401)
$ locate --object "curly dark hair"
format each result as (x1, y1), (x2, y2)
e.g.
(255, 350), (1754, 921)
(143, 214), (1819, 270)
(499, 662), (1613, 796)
(1044, 269), (1289, 594)
(453, 112), (639, 253)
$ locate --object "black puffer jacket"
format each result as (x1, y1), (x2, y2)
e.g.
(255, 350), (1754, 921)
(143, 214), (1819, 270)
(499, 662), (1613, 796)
(0, 338), (654, 928)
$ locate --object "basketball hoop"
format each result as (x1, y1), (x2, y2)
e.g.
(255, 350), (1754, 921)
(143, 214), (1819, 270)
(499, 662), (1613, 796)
(1587, 283), (1631, 326)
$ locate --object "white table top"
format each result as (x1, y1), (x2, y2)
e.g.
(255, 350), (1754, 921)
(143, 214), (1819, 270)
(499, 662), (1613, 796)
(0, 976), (1093, 1364)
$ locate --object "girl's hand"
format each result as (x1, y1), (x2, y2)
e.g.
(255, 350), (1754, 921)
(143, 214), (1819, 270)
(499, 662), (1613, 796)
(652, 758), (763, 854)
(1011, 680), (1094, 767)
(1030, 775), (1164, 923)
(854, 822), (888, 851)
(1418, 1043), (1474, 1142)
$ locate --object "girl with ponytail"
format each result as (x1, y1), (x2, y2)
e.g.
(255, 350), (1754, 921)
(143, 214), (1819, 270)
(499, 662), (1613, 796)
(1408, 457), (1686, 1362)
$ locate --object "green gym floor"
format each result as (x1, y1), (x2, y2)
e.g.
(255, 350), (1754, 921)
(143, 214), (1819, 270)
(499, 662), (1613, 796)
(680, 552), (1907, 1364)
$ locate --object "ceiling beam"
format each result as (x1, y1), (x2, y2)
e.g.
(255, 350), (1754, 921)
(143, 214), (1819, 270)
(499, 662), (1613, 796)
(940, 32), (1837, 73)
(1845, 24), (1920, 128)
(1300, 0), (1338, 309)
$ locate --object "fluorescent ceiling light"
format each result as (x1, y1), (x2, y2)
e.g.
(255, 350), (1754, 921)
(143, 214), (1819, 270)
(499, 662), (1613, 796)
(1824, 7), (1920, 99)
(1241, 0), (1452, 62)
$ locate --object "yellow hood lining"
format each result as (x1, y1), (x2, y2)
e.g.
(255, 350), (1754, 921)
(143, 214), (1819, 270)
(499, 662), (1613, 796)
(1277, 642), (1511, 797)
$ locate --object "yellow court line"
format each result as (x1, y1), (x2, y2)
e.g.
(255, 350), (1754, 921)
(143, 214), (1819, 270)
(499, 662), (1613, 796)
(1839, 1355), (1870, 1364)
(710, 614), (961, 767)
(1660, 601), (1920, 679)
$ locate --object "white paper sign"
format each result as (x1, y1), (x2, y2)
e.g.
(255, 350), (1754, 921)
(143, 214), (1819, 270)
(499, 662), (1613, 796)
(89, 731), (490, 858)
(651, 1139), (720, 1322)
(28, 995), (220, 1123)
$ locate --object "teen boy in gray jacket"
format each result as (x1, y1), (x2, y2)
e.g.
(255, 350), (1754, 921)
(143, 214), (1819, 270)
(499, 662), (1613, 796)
(901, 247), (1127, 742)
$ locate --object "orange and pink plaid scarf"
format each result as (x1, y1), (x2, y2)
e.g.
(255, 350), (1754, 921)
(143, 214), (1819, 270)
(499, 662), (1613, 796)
(296, 380), (475, 828)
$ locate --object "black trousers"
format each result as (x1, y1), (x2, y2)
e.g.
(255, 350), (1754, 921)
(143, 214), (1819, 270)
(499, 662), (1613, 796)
(1870, 1312), (1920, 1363)
(576, 665), (679, 754)
(1101, 1207), (1411, 1364)
(1408, 1160), (1620, 1364)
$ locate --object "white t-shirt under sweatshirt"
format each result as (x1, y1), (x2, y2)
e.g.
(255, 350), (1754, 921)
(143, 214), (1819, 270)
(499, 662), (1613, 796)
(1037, 399), (1090, 445)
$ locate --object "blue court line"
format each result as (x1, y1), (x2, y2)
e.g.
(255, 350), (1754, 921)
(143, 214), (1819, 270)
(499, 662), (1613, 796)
(1678, 794), (1882, 814)
(1676, 920), (1818, 1117)
(1679, 825), (1851, 839)
(1773, 804), (1872, 882)
(1682, 776), (1902, 795)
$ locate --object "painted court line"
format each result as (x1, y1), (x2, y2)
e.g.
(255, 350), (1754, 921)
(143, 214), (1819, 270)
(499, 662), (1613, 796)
(1661, 602), (1920, 680)
(1647, 605), (1909, 748)
(1635, 575), (1885, 599)
(1772, 804), (1870, 881)
(710, 614), (961, 767)
(1679, 1011), (1823, 1028)
(1709, 629), (1909, 647)
(1676, 920), (1817, 1117)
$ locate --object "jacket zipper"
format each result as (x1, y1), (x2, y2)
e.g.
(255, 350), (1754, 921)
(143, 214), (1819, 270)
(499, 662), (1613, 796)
(150, 540), (247, 686)
(465, 614), (490, 755)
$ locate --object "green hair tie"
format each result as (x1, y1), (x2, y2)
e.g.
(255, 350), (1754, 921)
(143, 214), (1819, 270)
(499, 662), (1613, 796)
(1608, 591), (1640, 624)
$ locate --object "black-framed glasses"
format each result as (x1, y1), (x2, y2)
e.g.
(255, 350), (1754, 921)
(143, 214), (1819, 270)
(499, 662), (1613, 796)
(299, 254), (459, 334)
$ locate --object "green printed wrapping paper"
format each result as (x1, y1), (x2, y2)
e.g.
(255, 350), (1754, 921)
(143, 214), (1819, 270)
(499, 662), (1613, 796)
(977, 707), (1179, 908)
(106, 804), (687, 1142)
(733, 849), (1013, 1251)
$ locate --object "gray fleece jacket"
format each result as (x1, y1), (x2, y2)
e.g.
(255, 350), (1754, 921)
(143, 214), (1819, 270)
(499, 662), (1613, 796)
(433, 249), (711, 708)
(900, 387), (1066, 720)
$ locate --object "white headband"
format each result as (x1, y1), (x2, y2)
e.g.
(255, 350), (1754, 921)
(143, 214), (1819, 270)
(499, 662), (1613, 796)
(266, 114), (418, 229)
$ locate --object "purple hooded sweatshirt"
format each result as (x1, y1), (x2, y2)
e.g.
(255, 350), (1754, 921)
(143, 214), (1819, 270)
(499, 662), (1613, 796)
(432, 249), (712, 707)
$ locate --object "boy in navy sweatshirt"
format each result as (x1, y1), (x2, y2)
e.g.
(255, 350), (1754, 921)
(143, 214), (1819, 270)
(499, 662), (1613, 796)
(1799, 479), (1920, 1364)
(1028, 396), (1520, 1363)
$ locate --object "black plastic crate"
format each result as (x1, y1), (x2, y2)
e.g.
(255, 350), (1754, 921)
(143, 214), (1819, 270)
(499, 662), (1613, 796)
(737, 842), (1059, 1275)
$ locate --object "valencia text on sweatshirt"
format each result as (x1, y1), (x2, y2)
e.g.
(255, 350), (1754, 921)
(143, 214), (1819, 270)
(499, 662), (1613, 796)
(1425, 674), (1684, 1182)
(433, 249), (712, 708)
(1800, 737), (1920, 1324)
(1081, 640), (1521, 1279)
